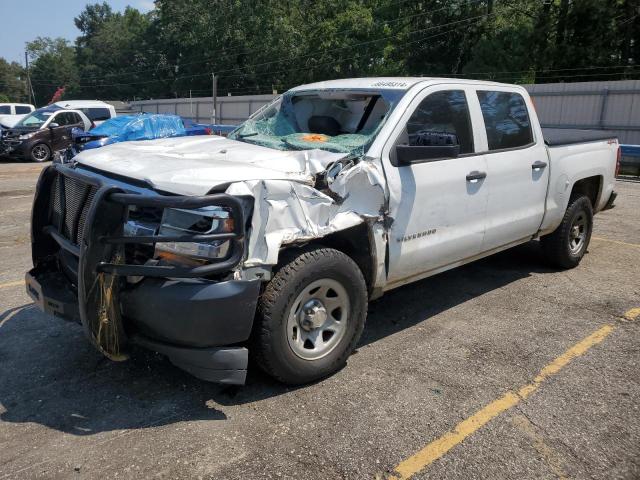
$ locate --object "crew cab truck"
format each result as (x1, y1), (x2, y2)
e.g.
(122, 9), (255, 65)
(0, 103), (35, 129)
(26, 78), (618, 385)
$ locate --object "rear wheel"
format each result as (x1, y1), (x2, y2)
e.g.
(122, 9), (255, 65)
(541, 195), (593, 269)
(254, 247), (367, 385)
(30, 143), (51, 163)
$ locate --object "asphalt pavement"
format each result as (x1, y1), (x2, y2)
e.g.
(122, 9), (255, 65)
(0, 159), (638, 479)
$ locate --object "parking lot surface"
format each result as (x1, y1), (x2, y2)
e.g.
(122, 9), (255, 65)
(0, 160), (638, 479)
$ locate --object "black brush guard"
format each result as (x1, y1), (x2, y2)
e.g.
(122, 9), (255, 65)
(28, 163), (255, 384)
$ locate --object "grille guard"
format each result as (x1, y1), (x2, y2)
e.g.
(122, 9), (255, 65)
(36, 163), (246, 278)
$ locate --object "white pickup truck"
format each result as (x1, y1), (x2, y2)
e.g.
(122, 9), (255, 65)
(26, 78), (618, 385)
(0, 103), (35, 129)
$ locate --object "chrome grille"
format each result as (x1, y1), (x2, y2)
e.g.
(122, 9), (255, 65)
(50, 173), (97, 247)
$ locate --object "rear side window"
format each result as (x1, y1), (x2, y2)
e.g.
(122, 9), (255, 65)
(83, 108), (111, 121)
(477, 91), (533, 150)
(0, 106), (10, 114)
(406, 90), (474, 154)
(15, 106), (32, 114)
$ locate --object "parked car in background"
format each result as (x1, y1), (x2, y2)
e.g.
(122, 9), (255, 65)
(54, 100), (116, 127)
(0, 106), (91, 162)
(0, 103), (36, 129)
(64, 113), (234, 160)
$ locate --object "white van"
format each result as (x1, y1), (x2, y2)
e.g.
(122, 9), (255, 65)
(53, 100), (116, 127)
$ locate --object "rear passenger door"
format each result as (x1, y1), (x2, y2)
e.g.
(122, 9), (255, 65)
(474, 88), (549, 252)
(383, 86), (489, 286)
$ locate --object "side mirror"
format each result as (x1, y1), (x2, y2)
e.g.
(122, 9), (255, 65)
(395, 131), (460, 165)
(49, 122), (60, 129)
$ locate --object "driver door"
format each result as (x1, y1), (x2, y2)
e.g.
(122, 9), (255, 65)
(383, 86), (489, 287)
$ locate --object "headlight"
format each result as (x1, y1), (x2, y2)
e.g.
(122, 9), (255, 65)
(154, 206), (234, 263)
(18, 132), (37, 140)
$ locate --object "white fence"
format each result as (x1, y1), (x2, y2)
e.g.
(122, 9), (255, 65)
(130, 80), (640, 144)
(526, 80), (640, 145)
(129, 94), (274, 125)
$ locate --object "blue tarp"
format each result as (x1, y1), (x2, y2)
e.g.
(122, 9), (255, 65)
(89, 113), (186, 141)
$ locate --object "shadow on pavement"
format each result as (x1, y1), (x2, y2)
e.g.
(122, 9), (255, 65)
(0, 241), (553, 436)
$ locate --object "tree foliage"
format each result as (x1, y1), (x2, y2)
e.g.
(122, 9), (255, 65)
(2, 0), (639, 104)
(0, 58), (27, 103)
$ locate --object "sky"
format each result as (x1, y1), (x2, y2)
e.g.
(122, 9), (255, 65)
(0, 0), (155, 65)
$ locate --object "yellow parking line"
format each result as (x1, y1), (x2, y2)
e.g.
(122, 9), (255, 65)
(388, 308), (639, 480)
(0, 280), (24, 290)
(624, 308), (640, 322)
(591, 236), (640, 248)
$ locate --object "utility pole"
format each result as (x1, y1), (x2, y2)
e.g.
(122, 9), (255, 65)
(211, 73), (217, 124)
(25, 51), (35, 106)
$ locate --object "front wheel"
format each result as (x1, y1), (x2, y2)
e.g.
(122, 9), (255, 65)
(541, 195), (593, 269)
(30, 143), (51, 163)
(254, 247), (367, 385)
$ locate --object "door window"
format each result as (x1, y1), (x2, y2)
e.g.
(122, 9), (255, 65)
(476, 91), (533, 150)
(406, 90), (474, 154)
(0, 106), (11, 114)
(58, 112), (77, 126)
(52, 113), (68, 126)
(15, 106), (32, 114)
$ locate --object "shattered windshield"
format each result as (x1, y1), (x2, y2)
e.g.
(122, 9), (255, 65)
(229, 89), (405, 156)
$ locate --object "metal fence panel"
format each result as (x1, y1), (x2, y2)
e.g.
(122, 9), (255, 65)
(524, 80), (640, 144)
(130, 81), (640, 144)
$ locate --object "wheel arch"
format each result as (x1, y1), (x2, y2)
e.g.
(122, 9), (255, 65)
(569, 175), (602, 210)
(278, 222), (381, 297)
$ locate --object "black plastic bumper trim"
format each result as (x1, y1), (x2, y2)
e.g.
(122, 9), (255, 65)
(131, 335), (248, 385)
(120, 277), (261, 348)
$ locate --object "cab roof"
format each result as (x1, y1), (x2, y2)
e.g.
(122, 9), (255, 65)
(288, 77), (515, 92)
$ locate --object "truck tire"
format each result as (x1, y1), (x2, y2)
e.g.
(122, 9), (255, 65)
(541, 195), (593, 269)
(30, 143), (51, 163)
(254, 246), (367, 385)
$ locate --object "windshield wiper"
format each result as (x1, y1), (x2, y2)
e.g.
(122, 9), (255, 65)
(238, 132), (258, 138)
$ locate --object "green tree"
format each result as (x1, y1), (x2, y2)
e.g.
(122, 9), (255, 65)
(27, 37), (79, 105)
(0, 58), (27, 103)
(74, 6), (158, 100)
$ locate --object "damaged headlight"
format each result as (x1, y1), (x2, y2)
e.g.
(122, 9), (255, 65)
(18, 132), (37, 140)
(154, 206), (234, 263)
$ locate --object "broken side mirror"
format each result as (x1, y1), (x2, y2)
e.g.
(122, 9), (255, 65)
(394, 131), (460, 165)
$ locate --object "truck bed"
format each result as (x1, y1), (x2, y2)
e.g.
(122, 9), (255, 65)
(542, 128), (616, 147)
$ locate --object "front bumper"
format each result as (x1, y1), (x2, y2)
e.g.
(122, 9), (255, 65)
(27, 163), (257, 385)
(0, 138), (27, 157)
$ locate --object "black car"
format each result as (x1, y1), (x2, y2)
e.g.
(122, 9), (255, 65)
(0, 106), (91, 162)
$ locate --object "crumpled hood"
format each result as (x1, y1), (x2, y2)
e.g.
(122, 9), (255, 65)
(75, 135), (347, 195)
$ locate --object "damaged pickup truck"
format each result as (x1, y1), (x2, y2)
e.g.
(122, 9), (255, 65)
(26, 78), (619, 385)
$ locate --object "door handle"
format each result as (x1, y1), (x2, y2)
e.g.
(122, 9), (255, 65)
(532, 161), (548, 171)
(466, 171), (487, 183)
